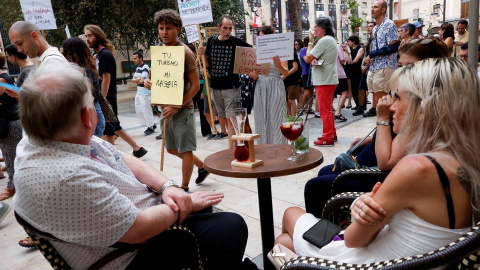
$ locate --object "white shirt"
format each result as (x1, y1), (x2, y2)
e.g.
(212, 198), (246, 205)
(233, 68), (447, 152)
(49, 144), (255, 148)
(13, 136), (163, 269)
(34, 47), (68, 68)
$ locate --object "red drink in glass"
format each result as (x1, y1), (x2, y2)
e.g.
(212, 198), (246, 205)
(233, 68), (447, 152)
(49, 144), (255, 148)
(234, 144), (249, 162)
(280, 122), (304, 141)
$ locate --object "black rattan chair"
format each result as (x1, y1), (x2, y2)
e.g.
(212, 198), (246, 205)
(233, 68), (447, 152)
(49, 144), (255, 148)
(282, 192), (480, 270)
(15, 211), (203, 270)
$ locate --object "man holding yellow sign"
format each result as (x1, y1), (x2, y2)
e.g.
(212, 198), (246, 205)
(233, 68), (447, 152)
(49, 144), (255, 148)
(145, 9), (209, 191)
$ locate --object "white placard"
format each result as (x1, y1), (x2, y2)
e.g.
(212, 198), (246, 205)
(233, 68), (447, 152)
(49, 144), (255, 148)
(19, 0), (57, 30)
(177, 0), (213, 26)
(65, 24), (71, 38)
(185, 25), (199, 43)
(256, 32), (294, 64)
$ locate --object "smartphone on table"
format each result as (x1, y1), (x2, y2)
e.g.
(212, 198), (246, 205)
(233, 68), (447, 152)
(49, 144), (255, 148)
(302, 219), (342, 249)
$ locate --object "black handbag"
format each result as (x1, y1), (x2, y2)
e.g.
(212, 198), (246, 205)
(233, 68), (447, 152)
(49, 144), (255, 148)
(333, 127), (377, 171)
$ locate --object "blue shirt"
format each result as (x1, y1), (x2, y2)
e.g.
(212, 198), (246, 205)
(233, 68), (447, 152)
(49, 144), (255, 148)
(370, 17), (398, 72)
(134, 63), (150, 95)
(299, 47), (310, 76)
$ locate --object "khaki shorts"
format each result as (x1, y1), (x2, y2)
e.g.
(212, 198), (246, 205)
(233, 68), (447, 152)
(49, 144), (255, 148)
(367, 67), (395, 94)
(163, 108), (196, 153)
(286, 85), (300, 100)
(211, 87), (242, 118)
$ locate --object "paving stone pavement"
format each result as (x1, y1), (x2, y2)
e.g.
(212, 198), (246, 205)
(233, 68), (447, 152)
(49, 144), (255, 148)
(0, 87), (376, 270)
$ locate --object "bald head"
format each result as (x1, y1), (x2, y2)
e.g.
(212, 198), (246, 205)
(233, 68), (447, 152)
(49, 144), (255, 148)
(10, 21), (42, 37)
(9, 21), (48, 58)
(20, 62), (95, 142)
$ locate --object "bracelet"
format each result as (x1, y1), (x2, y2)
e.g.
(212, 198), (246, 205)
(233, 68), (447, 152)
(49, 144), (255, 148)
(376, 121), (390, 126)
(308, 42), (313, 46)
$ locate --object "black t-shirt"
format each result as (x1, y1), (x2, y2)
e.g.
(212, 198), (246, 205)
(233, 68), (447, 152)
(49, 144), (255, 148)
(284, 52), (301, 87)
(83, 67), (101, 103)
(205, 35), (251, 89)
(0, 73), (19, 123)
(96, 48), (117, 102)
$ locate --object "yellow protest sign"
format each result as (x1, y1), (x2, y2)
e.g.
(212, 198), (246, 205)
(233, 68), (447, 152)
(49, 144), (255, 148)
(151, 46), (185, 106)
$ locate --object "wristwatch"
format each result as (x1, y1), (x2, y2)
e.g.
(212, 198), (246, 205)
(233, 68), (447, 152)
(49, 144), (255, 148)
(159, 180), (180, 194)
(376, 121), (390, 126)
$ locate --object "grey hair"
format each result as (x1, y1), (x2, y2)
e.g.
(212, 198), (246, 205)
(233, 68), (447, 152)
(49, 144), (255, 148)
(391, 57), (480, 221)
(10, 21), (42, 38)
(19, 62), (94, 142)
(314, 16), (335, 37)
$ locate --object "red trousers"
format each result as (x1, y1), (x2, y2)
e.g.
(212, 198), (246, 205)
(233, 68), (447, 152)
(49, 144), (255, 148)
(315, 84), (338, 140)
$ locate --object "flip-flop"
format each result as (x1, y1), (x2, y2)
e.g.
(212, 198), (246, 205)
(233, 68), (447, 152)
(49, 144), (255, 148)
(334, 115), (347, 122)
(19, 236), (36, 248)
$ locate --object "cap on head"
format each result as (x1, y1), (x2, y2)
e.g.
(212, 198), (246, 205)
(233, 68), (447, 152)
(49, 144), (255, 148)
(412, 22), (424, 29)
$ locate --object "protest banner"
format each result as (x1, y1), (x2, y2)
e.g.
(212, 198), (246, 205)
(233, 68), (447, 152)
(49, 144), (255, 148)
(185, 25), (199, 43)
(256, 32), (295, 64)
(233, 46), (270, 75)
(177, 0), (213, 26)
(151, 45), (185, 171)
(150, 46), (185, 106)
(176, 0), (217, 134)
(19, 0), (57, 30)
(205, 27), (220, 38)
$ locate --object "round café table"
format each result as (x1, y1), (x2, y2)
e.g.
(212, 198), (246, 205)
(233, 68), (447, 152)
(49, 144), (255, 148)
(204, 144), (323, 270)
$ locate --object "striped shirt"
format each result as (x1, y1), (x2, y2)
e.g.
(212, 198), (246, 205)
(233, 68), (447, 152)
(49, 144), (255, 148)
(134, 63), (150, 95)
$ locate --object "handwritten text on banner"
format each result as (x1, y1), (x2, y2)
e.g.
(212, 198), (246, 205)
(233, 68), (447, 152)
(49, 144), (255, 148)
(151, 46), (185, 106)
(20, 0), (57, 30)
(256, 32), (294, 64)
(177, 0), (213, 26)
(233, 47), (270, 75)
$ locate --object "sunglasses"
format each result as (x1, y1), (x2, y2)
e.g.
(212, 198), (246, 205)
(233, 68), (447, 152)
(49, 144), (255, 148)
(408, 38), (436, 45)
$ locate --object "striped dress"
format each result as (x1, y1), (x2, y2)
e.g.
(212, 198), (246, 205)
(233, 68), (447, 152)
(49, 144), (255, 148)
(253, 63), (288, 145)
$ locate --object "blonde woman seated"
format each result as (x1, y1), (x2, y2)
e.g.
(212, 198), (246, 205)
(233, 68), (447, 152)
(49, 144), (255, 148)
(276, 57), (478, 265)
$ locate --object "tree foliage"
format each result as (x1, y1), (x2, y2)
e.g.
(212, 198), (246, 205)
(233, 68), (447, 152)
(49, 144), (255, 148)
(346, 0), (363, 35)
(1, 0), (251, 51)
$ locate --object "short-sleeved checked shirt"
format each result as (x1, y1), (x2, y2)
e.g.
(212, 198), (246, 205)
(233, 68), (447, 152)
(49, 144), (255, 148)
(13, 136), (163, 270)
(370, 17), (398, 72)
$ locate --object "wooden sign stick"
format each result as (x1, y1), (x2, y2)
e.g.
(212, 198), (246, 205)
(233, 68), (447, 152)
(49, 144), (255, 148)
(160, 119), (167, 171)
(197, 24), (217, 134)
(41, 30), (46, 40)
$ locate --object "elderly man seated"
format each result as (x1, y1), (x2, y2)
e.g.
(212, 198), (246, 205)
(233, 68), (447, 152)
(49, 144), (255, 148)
(13, 63), (252, 270)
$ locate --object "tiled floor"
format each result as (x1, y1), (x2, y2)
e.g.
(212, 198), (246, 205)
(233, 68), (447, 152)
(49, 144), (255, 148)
(0, 88), (376, 269)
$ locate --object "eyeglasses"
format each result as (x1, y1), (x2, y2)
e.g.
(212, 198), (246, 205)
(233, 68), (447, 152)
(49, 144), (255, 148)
(460, 55), (468, 60)
(314, 25), (320, 29)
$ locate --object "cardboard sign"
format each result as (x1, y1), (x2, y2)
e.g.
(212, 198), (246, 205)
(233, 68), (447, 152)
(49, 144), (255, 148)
(185, 25), (199, 43)
(20, 0), (57, 30)
(233, 47), (270, 75)
(256, 32), (294, 64)
(205, 27), (219, 38)
(151, 46), (185, 106)
(177, 0), (213, 26)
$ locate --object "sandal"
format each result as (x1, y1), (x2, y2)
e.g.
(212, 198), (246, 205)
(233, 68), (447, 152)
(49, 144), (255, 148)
(0, 188), (15, 201)
(346, 104), (352, 109)
(2, 166), (6, 171)
(334, 115), (347, 122)
(0, 172), (5, 179)
(19, 236), (36, 248)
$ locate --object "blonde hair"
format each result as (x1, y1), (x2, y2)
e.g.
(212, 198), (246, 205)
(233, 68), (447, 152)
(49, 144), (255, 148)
(391, 57), (480, 221)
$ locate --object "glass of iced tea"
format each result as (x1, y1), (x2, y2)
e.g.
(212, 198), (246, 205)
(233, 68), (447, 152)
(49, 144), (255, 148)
(280, 116), (304, 161)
